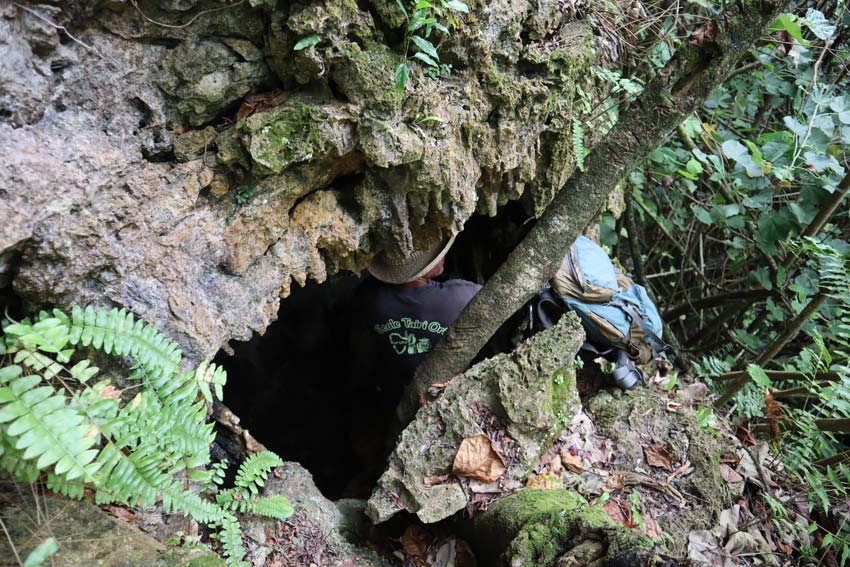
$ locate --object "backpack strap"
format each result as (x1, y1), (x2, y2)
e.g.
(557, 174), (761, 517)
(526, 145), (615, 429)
(609, 298), (668, 356)
(528, 286), (565, 333)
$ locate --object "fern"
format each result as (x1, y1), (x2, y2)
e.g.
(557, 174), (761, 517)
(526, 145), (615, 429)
(0, 305), (294, 567)
(233, 451), (283, 495)
(0, 366), (100, 482)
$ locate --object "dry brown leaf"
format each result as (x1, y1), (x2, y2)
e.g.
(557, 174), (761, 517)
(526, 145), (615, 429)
(400, 525), (427, 557)
(602, 500), (636, 528)
(560, 451), (583, 473)
(604, 473), (625, 492)
(235, 89), (290, 122)
(423, 474), (451, 487)
(642, 514), (662, 539)
(719, 463), (744, 483)
(525, 471), (562, 489)
(666, 459), (692, 483)
(644, 443), (674, 472)
(100, 385), (121, 400)
(452, 435), (506, 483)
(102, 504), (136, 522)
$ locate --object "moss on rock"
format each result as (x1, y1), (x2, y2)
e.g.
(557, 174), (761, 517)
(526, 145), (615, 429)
(367, 315), (585, 524)
(470, 489), (654, 567)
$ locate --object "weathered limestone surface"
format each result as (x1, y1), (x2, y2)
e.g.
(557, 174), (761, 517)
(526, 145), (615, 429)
(1, 0), (600, 361)
(0, 491), (225, 567)
(240, 462), (393, 566)
(367, 315), (585, 524)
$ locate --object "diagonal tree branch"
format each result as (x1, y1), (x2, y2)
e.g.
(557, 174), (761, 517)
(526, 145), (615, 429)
(400, 0), (789, 422)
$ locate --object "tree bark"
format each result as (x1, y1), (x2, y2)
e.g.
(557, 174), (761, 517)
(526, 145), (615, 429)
(401, 0), (790, 421)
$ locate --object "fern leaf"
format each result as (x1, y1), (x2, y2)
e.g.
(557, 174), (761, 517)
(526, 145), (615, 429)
(69, 306), (182, 375)
(0, 366), (100, 482)
(216, 514), (249, 567)
(234, 451), (284, 495)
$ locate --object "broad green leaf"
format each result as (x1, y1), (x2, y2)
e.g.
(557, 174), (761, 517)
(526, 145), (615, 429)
(394, 0), (408, 17)
(802, 9), (835, 40)
(769, 13), (808, 46)
(395, 62), (410, 93)
(691, 205), (713, 225)
(444, 0), (469, 12)
(23, 538), (59, 567)
(412, 51), (439, 67)
(410, 35), (439, 61)
(722, 139), (763, 177)
(293, 34), (320, 51)
(756, 211), (795, 254)
(783, 115), (808, 138)
(746, 365), (773, 390)
(803, 151), (843, 174)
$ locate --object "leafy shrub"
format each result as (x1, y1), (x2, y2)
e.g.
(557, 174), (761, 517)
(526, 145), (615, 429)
(0, 306), (293, 567)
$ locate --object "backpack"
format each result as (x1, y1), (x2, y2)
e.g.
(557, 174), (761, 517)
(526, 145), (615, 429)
(529, 237), (666, 388)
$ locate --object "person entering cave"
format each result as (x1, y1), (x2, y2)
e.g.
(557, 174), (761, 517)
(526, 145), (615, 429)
(342, 230), (481, 494)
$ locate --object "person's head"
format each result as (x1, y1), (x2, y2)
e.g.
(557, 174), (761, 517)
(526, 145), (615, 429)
(367, 233), (455, 285)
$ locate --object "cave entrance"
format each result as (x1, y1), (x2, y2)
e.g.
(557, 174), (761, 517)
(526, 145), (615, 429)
(215, 201), (534, 500)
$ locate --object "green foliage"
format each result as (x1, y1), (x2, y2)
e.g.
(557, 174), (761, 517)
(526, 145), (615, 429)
(0, 306), (293, 567)
(394, 0), (467, 92)
(234, 185), (257, 205)
(604, 0), (849, 556)
(293, 34), (320, 51)
(23, 537), (59, 567)
(571, 119), (587, 172)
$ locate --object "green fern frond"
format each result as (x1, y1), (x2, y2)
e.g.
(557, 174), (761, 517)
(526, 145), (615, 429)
(217, 490), (294, 519)
(69, 306), (182, 374)
(195, 361), (227, 403)
(216, 514), (249, 567)
(1, 306), (293, 567)
(0, 366), (100, 482)
(13, 349), (64, 380)
(233, 451), (284, 495)
(128, 364), (199, 413)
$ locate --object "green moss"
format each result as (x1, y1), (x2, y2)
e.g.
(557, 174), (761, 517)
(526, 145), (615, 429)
(546, 366), (578, 426)
(241, 102), (324, 175)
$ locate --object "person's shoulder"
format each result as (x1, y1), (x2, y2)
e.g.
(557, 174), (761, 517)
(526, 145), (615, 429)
(438, 279), (483, 294)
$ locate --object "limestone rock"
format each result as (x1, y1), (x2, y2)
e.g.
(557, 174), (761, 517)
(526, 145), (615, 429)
(240, 462), (393, 567)
(0, 491), (224, 567)
(2, 0), (615, 369)
(367, 315), (585, 524)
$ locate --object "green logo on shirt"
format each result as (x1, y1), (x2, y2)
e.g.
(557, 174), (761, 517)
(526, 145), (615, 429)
(389, 331), (431, 355)
(375, 318), (446, 356)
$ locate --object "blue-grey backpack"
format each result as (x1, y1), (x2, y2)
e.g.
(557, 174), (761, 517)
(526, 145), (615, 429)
(551, 236), (666, 365)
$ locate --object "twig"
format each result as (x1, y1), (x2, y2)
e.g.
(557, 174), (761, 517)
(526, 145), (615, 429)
(717, 292), (829, 404)
(0, 516), (24, 567)
(130, 0), (246, 30)
(13, 3), (101, 56)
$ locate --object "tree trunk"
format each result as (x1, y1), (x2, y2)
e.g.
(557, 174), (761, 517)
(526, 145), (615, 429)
(404, 0), (790, 421)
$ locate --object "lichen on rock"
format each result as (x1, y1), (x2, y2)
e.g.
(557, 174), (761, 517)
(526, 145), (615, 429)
(366, 315), (585, 524)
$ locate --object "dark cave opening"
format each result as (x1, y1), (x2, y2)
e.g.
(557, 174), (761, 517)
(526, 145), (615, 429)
(214, 201), (535, 500)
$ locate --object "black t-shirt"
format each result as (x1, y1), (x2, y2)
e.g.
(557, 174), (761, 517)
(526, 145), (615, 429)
(348, 277), (481, 403)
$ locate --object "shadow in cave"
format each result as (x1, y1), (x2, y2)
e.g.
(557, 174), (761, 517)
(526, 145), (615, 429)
(214, 201), (535, 500)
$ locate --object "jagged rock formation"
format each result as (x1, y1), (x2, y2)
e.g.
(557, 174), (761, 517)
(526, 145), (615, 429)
(367, 315), (584, 524)
(1, 0), (604, 361)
